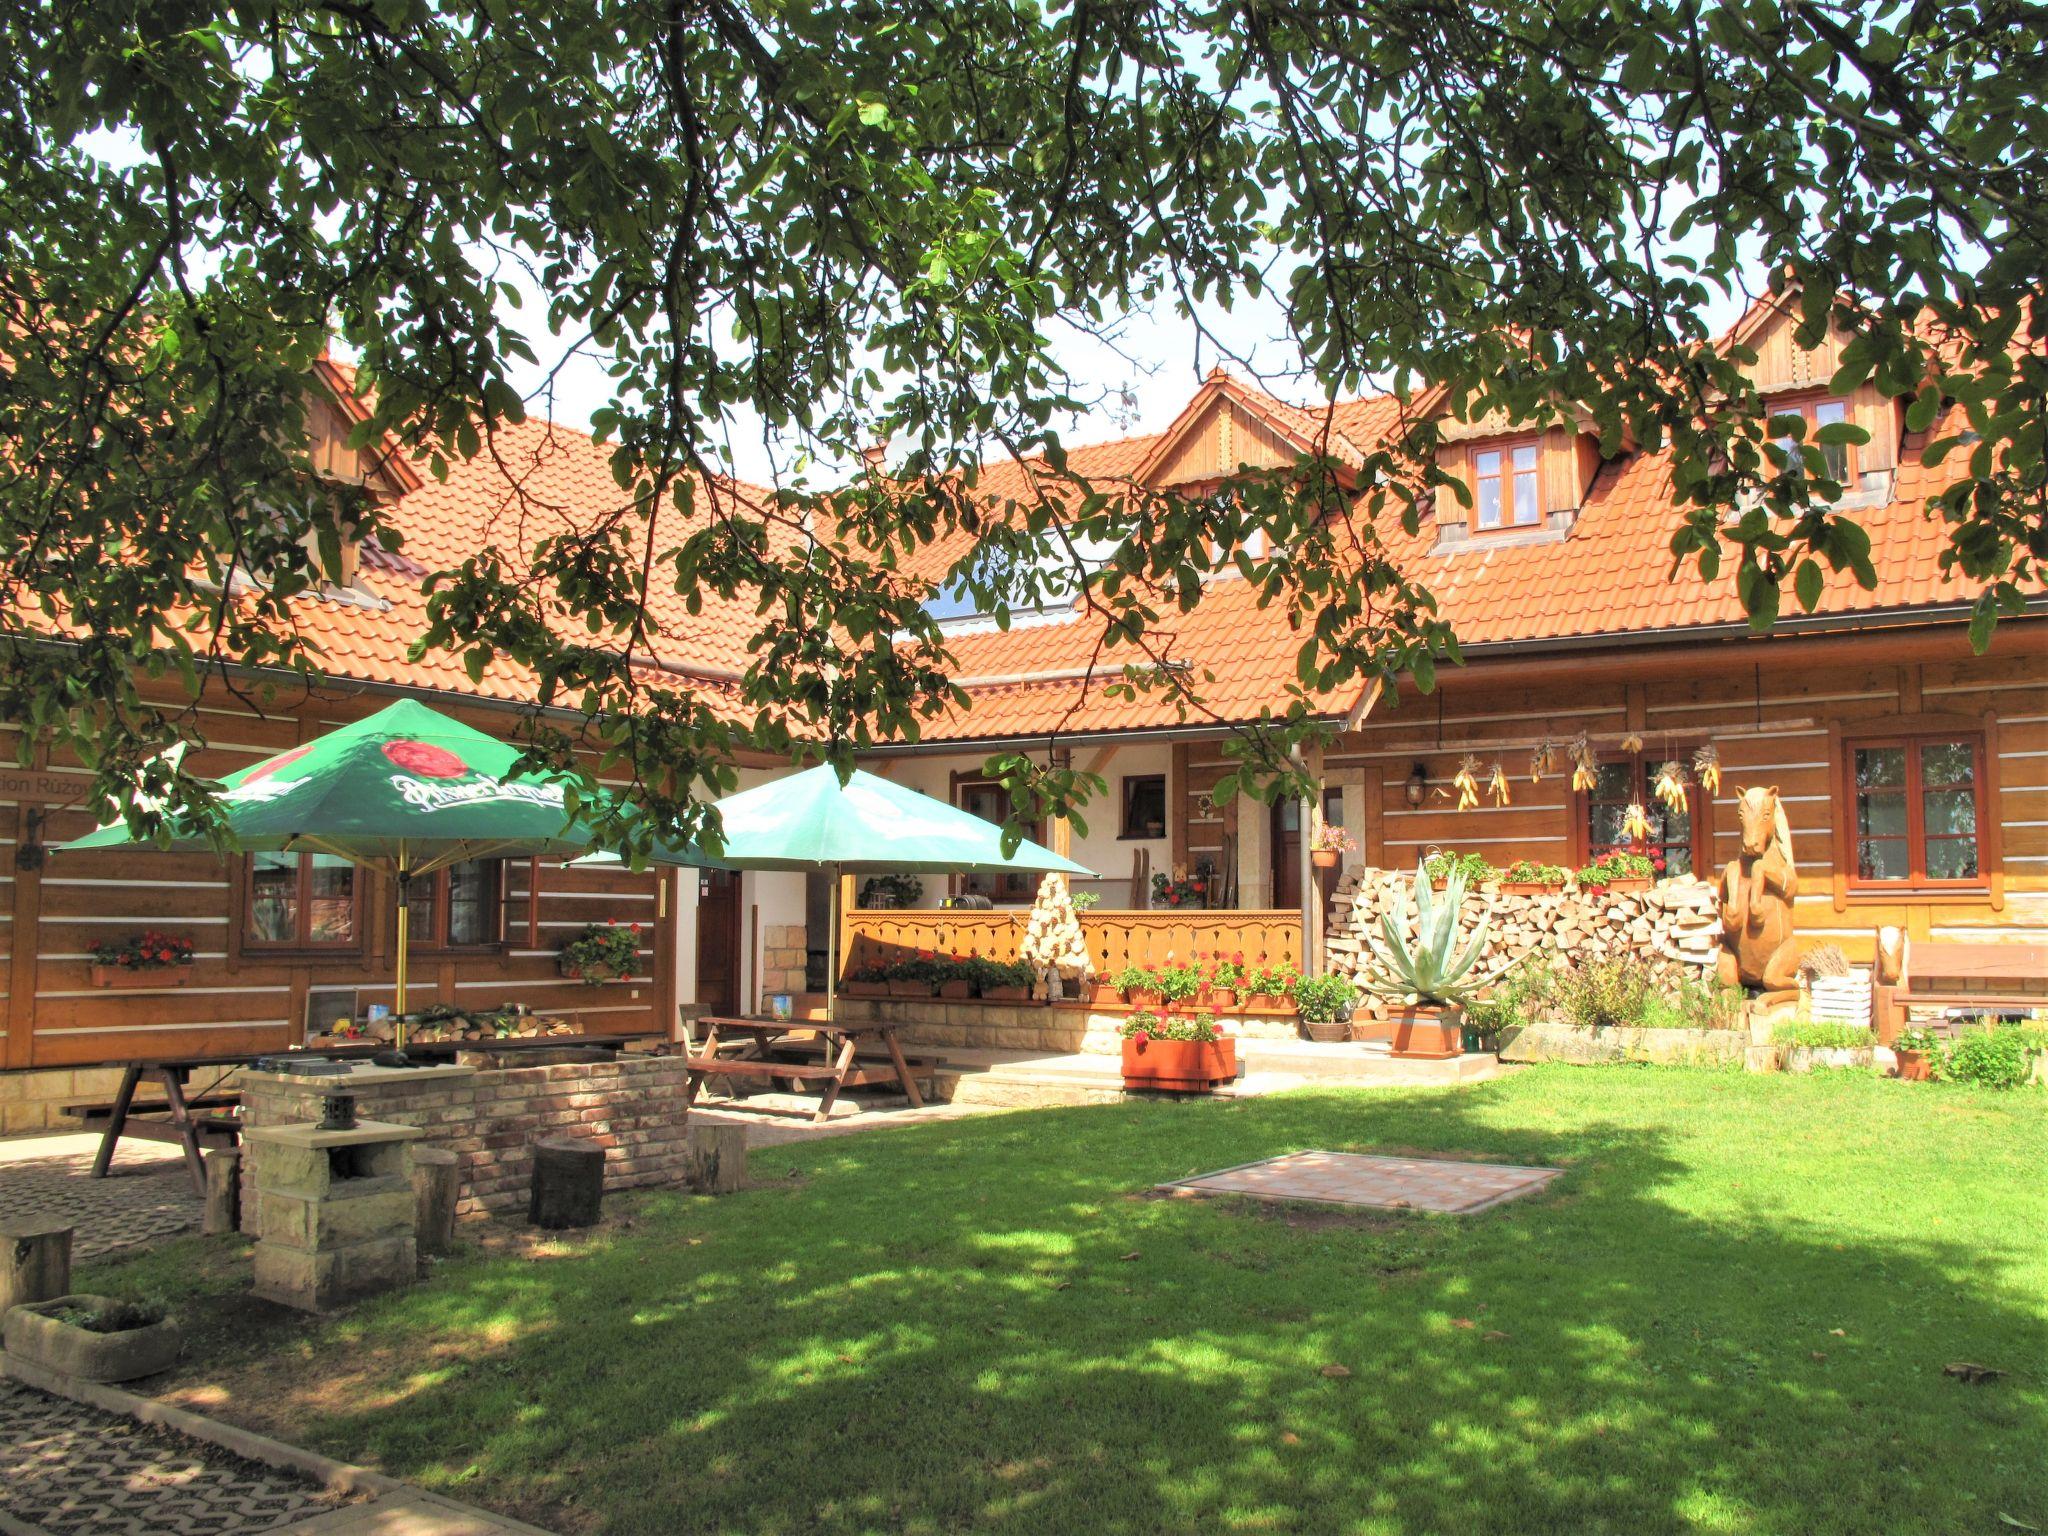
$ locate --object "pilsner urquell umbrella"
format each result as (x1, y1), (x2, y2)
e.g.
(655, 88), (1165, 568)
(61, 698), (697, 1027)
(687, 766), (1092, 1020)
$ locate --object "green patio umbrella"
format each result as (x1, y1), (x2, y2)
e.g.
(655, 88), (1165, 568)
(61, 698), (683, 1026)
(673, 766), (1092, 1021)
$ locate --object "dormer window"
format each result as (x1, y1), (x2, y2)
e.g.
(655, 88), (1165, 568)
(1770, 394), (1852, 483)
(1473, 441), (1541, 532)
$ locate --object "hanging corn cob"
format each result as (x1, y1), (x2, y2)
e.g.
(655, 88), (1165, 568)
(1453, 753), (1481, 810)
(1620, 731), (1644, 754)
(1622, 801), (1654, 843)
(1653, 760), (1688, 814)
(1488, 759), (1512, 806)
(1568, 732), (1598, 792)
(1529, 737), (1558, 783)
(1692, 742), (1722, 794)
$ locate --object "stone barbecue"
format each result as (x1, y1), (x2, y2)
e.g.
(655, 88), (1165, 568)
(242, 1115), (422, 1312)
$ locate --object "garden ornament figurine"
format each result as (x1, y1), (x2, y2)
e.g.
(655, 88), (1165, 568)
(1719, 785), (1803, 995)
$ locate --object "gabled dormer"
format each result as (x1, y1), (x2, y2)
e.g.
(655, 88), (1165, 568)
(1722, 293), (1904, 508)
(1429, 414), (1605, 553)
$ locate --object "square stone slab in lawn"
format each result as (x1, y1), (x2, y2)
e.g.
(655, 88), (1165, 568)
(1157, 1150), (1563, 1214)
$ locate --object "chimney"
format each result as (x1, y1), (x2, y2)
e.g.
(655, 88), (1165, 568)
(860, 440), (888, 470)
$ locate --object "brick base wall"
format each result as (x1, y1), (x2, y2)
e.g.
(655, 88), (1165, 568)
(239, 1056), (695, 1221)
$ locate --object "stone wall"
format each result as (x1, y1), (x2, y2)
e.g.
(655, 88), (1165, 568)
(835, 996), (1301, 1055)
(758, 922), (809, 1001)
(0, 1065), (147, 1135)
(1326, 868), (1723, 1004)
(239, 1055), (695, 1220)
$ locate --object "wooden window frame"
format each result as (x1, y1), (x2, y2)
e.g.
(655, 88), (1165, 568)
(1569, 752), (1712, 877)
(949, 771), (1042, 903)
(235, 851), (367, 958)
(1829, 714), (1999, 908)
(1119, 774), (1167, 841)
(404, 859), (506, 954)
(1768, 389), (1856, 484)
(1469, 436), (1542, 534)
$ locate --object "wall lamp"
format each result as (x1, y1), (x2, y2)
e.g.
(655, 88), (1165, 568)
(1404, 762), (1429, 808)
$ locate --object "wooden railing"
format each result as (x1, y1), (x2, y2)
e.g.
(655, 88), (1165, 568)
(841, 908), (1302, 979)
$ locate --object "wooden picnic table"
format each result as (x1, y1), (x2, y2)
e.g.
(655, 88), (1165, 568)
(683, 1015), (928, 1123)
(1872, 935), (2048, 1040)
(83, 1032), (664, 1195)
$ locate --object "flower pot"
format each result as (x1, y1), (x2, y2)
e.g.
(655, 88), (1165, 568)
(1201, 988), (1238, 1011)
(1389, 1004), (1465, 1060)
(937, 979), (973, 999)
(1123, 987), (1162, 1009)
(1087, 982), (1123, 1008)
(1605, 878), (1651, 894)
(1894, 1048), (1932, 1082)
(887, 980), (935, 998)
(1300, 1018), (1348, 1043)
(560, 958), (619, 982)
(3, 1297), (182, 1383)
(842, 981), (888, 998)
(1346, 1014), (1392, 1043)
(1311, 848), (1340, 870)
(1242, 992), (1287, 1012)
(1120, 1036), (1237, 1093)
(979, 985), (1031, 1003)
(89, 963), (191, 989)
(1497, 882), (1564, 897)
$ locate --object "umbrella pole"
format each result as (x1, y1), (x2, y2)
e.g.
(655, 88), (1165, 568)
(394, 845), (411, 1048)
(826, 863), (838, 1026)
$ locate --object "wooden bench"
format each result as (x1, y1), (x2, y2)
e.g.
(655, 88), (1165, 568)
(683, 1015), (930, 1123)
(1871, 933), (2048, 1042)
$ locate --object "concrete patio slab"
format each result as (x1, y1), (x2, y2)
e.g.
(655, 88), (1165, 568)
(1158, 1149), (1563, 1214)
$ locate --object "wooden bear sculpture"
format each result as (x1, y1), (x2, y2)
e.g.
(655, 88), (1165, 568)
(1719, 785), (1803, 993)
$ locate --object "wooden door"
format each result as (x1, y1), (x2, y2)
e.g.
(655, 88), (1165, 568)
(1271, 798), (1301, 910)
(694, 870), (742, 1016)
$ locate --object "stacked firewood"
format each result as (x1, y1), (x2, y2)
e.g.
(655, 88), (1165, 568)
(1326, 870), (1723, 987)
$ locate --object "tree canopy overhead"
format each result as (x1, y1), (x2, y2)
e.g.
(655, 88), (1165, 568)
(3, 0), (2042, 843)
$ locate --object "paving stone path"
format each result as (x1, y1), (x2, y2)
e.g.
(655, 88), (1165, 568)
(1159, 1149), (1564, 1214)
(0, 1381), (345, 1536)
(0, 1134), (203, 1262)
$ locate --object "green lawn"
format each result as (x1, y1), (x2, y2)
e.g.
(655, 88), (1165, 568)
(88, 1068), (2044, 1535)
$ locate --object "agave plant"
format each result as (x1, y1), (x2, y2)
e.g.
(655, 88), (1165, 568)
(1359, 859), (1520, 1007)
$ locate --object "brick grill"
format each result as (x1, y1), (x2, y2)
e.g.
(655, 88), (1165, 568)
(238, 1057), (694, 1221)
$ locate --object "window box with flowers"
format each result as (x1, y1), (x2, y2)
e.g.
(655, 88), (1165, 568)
(1497, 860), (1569, 895)
(881, 950), (948, 997)
(842, 965), (890, 998)
(1195, 951), (1245, 1010)
(1117, 1009), (1236, 1093)
(558, 921), (641, 983)
(1310, 822), (1356, 871)
(1111, 959), (1202, 1010)
(968, 955), (1037, 1002)
(88, 933), (195, 991)
(88, 932), (195, 988)
(1574, 849), (1658, 895)
(1237, 961), (1301, 1012)
(1150, 858), (1215, 909)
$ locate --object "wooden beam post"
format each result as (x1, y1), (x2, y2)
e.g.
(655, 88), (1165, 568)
(0, 1218), (72, 1313)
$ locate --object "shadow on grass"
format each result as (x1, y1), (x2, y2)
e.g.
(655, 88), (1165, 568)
(110, 1074), (2048, 1535)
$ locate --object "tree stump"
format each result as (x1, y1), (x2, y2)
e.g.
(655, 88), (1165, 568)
(0, 1218), (73, 1315)
(412, 1147), (461, 1256)
(685, 1123), (748, 1195)
(528, 1137), (604, 1229)
(202, 1148), (241, 1236)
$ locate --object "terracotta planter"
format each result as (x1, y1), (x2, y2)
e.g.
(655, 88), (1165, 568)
(1346, 1015), (1392, 1043)
(1311, 848), (1340, 870)
(937, 979), (972, 999)
(979, 985), (1030, 1003)
(1200, 988), (1239, 1011)
(1894, 1048), (1932, 1081)
(1242, 992), (1288, 1012)
(1120, 1035), (1237, 1093)
(1498, 881), (1565, 897)
(89, 964), (191, 989)
(1604, 878), (1652, 894)
(1088, 982), (1123, 1008)
(887, 980), (935, 998)
(842, 981), (888, 998)
(1123, 987), (1163, 1009)
(1389, 1004), (1465, 1060)
(3, 1297), (182, 1383)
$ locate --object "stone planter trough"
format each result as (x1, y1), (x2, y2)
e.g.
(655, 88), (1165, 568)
(3, 1295), (182, 1383)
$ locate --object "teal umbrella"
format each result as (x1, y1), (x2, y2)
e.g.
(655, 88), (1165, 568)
(681, 766), (1091, 1020)
(60, 698), (684, 1025)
